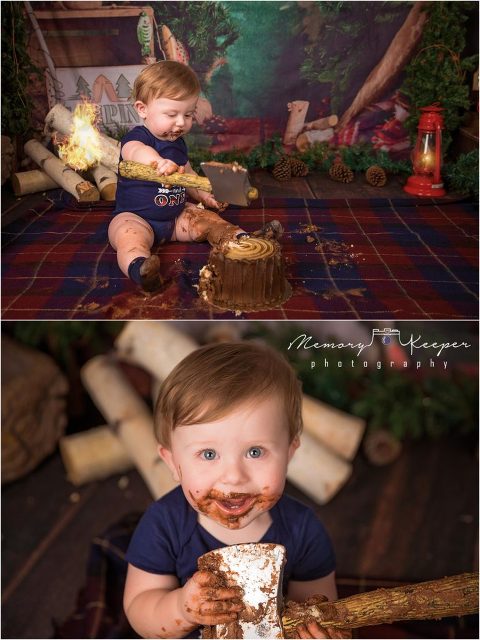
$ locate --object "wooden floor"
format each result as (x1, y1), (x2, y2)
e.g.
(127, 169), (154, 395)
(250, 169), (410, 200)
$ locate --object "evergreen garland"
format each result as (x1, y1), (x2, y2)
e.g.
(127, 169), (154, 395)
(401, 1), (478, 154)
(188, 137), (411, 176)
(1, 2), (40, 137)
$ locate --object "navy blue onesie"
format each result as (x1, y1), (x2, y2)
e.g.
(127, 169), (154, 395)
(113, 126), (189, 242)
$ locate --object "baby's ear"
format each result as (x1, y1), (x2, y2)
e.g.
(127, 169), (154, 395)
(287, 436), (300, 462)
(134, 100), (148, 119)
(158, 445), (181, 482)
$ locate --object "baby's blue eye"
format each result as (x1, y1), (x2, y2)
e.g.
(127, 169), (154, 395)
(247, 447), (263, 459)
(201, 449), (217, 461)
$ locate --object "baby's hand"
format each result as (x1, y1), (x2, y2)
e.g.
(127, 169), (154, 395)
(179, 570), (243, 626)
(196, 189), (227, 211)
(294, 621), (352, 639)
(150, 158), (184, 176)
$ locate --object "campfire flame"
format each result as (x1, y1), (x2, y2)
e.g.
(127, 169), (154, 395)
(57, 102), (103, 171)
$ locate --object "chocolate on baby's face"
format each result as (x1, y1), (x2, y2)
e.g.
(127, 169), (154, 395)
(159, 396), (299, 532)
(189, 488), (280, 530)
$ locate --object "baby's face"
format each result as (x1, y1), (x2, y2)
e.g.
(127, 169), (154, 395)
(159, 395), (298, 530)
(135, 95), (198, 141)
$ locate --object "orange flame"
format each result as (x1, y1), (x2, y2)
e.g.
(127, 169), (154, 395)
(57, 102), (103, 171)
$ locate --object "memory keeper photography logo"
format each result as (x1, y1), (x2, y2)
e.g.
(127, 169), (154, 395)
(287, 327), (472, 371)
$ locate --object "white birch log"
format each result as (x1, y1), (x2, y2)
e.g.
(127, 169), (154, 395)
(59, 425), (133, 485)
(24, 139), (99, 201)
(304, 115), (338, 131)
(80, 355), (177, 499)
(283, 101), (310, 146)
(91, 164), (117, 201)
(11, 170), (59, 196)
(302, 395), (365, 461)
(44, 103), (121, 173)
(287, 431), (352, 504)
(115, 321), (198, 381)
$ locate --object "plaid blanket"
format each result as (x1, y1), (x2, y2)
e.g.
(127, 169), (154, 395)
(53, 512), (140, 639)
(2, 194), (478, 319)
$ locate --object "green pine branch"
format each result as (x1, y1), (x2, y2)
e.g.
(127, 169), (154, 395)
(400, 1), (478, 154)
(444, 151), (479, 199)
(154, 2), (239, 76)
(1, 2), (41, 137)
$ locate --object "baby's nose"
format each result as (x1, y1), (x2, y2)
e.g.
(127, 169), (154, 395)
(175, 114), (185, 127)
(219, 460), (249, 485)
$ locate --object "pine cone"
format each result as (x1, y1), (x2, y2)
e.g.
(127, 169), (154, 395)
(365, 165), (387, 187)
(272, 156), (292, 182)
(289, 156), (309, 177)
(328, 161), (354, 184)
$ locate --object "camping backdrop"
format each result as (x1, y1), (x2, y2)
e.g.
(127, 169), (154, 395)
(24, 0), (429, 159)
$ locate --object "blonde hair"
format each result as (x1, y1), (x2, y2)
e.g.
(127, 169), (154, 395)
(133, 61), (201, 104)
(154, 342), (303, 447)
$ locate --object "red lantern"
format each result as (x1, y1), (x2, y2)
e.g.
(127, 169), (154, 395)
(404, 104), (446, 197)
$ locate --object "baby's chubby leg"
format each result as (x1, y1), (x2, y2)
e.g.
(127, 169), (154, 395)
(108, 212), (162, 291)
(108, 212), (154, 274)
(172, 203), (247, 249)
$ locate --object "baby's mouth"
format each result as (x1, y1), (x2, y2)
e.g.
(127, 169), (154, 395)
(165, 130), (183, 140)
(214, 494), (256, 516)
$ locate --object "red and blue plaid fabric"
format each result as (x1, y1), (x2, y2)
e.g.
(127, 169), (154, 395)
(2, 195), (478, 319)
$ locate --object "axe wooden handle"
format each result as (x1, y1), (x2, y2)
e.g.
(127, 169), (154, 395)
(119, 160), (213, 192)
(282, 572), (478, 633)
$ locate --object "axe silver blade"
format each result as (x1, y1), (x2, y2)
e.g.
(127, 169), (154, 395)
(199, 543), (286, 639)
(201, 162), (251, 206)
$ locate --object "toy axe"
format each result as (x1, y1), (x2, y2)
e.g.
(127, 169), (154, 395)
(118, 160), (259, 206)
(199, 543), (478, 638)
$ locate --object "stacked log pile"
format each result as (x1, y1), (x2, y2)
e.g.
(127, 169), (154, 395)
(14, 104), (120, 201)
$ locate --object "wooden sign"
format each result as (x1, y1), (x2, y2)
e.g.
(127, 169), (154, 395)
(56, 65), (144, 132)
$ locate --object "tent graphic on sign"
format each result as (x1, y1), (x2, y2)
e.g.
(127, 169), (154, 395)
(92, 75), (118, 102)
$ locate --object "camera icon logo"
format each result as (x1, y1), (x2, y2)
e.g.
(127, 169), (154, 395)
(371, 327), (401, 346)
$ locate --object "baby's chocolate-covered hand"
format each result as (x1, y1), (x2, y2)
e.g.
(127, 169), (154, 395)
(179, 570), (243, 626)
(150, 158), (184, 176)
(196, 189), (225, 211)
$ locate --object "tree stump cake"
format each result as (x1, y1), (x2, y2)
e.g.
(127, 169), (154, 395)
(198, 237), (292, 312)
